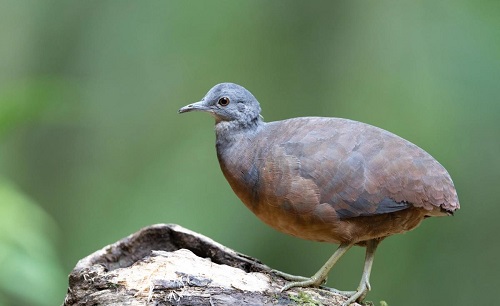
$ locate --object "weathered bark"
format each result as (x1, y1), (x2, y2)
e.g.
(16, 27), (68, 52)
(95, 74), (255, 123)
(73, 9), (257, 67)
(63, 224), (361, 306)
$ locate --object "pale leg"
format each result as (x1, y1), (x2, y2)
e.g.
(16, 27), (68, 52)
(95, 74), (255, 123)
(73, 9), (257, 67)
(342, 239), (380, 306)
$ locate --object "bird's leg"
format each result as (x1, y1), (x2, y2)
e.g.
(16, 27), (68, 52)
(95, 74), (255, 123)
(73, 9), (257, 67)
(276, 243), (354, 291)
(342, 239), (380, 306)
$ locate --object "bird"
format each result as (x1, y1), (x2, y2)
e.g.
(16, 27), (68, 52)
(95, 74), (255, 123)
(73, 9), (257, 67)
(178, 83), (459, 305)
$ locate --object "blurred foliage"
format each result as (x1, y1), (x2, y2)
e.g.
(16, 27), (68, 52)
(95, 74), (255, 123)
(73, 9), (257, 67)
(0, 0), (499, 305)
(0, 178), (65, 306)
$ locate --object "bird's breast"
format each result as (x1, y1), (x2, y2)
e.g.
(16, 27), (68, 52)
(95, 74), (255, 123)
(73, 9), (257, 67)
(216, 135), (349, 242)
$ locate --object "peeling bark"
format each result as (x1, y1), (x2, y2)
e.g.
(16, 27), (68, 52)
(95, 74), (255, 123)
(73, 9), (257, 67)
(63, 224), (360, 306)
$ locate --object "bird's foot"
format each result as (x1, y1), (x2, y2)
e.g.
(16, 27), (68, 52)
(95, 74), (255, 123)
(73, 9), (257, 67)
(338, 280), (370, 306)
(271, 270), (327, 292)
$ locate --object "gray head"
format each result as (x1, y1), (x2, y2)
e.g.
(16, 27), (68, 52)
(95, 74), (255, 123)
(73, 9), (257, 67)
(179, 83), (262, 126)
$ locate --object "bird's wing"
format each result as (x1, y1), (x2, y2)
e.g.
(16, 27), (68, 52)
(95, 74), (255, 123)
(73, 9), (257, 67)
(266, 117), (459, 219)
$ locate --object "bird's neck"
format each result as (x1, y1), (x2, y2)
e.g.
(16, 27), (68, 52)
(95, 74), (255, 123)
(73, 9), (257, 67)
(215, 117), (264, 147)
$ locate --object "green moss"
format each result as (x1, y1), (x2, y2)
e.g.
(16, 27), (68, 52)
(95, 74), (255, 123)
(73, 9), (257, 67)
(289, 291), (322, 306)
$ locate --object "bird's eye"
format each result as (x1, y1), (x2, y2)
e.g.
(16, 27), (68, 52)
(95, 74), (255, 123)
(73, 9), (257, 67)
(218, 97), (230, 106)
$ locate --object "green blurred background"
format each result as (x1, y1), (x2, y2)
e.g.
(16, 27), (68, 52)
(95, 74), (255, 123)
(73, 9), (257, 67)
(0, 1), (498, 305)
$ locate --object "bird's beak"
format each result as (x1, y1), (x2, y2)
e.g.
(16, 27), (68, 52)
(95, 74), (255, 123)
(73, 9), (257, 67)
(178, 101), (210, 114)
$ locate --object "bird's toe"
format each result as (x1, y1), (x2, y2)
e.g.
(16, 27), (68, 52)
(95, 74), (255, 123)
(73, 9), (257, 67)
(271, 269), (309, 282)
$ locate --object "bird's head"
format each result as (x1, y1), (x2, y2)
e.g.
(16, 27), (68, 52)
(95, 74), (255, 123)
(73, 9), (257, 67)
(179, 83), (262, 126)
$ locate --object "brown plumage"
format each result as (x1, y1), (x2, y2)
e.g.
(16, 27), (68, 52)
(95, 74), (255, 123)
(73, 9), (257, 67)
(179, 83), (459, 305)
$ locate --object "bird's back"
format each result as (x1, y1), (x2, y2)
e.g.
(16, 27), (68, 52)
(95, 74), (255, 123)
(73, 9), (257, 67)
(216, 117), (459, 244)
